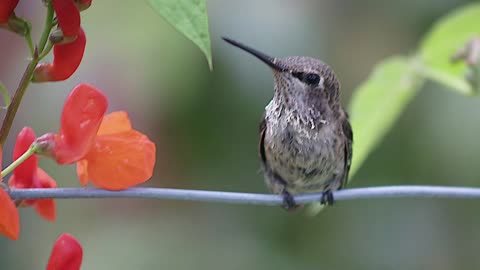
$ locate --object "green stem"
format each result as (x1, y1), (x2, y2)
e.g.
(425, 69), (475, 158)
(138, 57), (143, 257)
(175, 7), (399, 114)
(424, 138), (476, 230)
(0, 81), (11, 108)
(413, 60), (473, 96)
(38, 42), (54, 60)
(0, 2), (56, 146)
(38, 0), (54, 53)
(24, 31), (35, 57)
(0, 57), (39, 146)
(1, 143), (37, 178)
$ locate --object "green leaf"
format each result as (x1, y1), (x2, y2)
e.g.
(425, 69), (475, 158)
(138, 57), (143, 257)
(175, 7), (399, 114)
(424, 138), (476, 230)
(419, 3), (480, 94)
(149, 0), (213, 69)
(0, 82), (11, 108)
(348, 57), (424, 178)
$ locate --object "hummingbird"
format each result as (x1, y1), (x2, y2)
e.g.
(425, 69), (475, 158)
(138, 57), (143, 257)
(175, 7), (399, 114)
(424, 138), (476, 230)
(223, 37), (353, 210)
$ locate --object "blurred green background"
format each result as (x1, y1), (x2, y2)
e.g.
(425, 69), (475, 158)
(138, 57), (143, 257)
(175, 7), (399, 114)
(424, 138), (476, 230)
(2, 0), (480, 269)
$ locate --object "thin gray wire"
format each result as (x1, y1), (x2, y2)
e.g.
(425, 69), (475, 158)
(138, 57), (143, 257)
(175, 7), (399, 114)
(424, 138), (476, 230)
(8, 186), (480, 206)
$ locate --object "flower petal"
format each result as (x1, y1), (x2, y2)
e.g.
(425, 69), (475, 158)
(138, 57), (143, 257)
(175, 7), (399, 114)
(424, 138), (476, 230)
(47, 233), (83, 270)
(54, 83), (108, 164)
(0, 146), (20, 240)
(97, 111), (132, 136)
(52, 0), (80, 39)
(32, 28), (86, 82)
(0, 188), (20, 240)
(10, 128), (39, 206)
(33, 168), (57, 222)
(0, 0), (19, 23)
(36, 168), (58, 189)
(83, 130), (156, 190)
(34, 199), (56, 222)
(11, 127), (37, 187)
(76, 160), (89, 186)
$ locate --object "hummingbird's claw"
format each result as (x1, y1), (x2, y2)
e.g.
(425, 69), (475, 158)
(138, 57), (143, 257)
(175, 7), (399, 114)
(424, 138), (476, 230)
(281, 190), (299, 211)
(320, 190), (335, 206)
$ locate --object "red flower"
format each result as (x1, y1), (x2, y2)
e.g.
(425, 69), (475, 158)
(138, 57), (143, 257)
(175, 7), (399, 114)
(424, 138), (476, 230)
(0, 188), (19, 240)
(37, 85), (155, 190)
(52, 0), (81, 40)
(32, 28), (87, 82)
(76, 111), (156, 190)
(53, 83), (108, 164)
(8, 127), (57, 222)
(36, 83), (107, 163)
(0, 0), (19, 24)
(0, 148), (20, 240)
(47, 233), (83, 270)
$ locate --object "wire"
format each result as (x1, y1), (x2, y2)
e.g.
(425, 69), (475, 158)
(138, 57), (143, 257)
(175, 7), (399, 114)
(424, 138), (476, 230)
(8, 185), (480, 206)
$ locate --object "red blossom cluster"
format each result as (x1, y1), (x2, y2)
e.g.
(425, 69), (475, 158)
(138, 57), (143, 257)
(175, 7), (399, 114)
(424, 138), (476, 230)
(33, 0), (89, 82)
(2, 0), (90, 81)
(0, 0), (157, 268)
(9, 127), (57, 222)
(0, 83), (157, 241)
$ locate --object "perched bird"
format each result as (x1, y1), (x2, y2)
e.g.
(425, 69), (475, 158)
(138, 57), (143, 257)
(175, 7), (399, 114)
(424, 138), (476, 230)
(223, 37), (353, 210)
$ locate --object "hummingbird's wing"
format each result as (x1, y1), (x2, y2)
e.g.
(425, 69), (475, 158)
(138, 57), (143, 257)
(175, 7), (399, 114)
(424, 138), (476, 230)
(258, 114), (296, 208)
(258, 114), (267, 168)
(341, 116), (353, 188)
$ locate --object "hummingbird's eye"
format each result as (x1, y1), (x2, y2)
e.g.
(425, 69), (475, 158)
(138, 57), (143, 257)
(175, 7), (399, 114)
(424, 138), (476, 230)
(303, 73), (320, 85)
(292, 72), (321, 86)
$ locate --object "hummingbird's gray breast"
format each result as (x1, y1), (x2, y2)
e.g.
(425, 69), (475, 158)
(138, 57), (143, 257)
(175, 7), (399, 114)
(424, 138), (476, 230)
(263, 101), (345, 194)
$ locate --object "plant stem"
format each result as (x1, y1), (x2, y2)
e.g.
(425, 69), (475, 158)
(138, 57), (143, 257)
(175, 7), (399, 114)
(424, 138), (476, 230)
(38, 0), (54, 53)
(413, 60), (473, 95)
(38, 42), (54, 60)
(25, 32), (35, 57)
(0, 2), (55, 146)
(0, 82), (11, 108)
(1, 143), (37, 178)
(0, 57), (39, 146)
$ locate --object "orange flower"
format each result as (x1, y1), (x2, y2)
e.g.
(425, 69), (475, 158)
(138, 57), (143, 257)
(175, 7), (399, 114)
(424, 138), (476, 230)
(37, 84), (155, 190)
(76, 111), (156, 190)
(9, 127), (57, 222)
(47, 233), (83, 270)
(0, 148), (20, 240)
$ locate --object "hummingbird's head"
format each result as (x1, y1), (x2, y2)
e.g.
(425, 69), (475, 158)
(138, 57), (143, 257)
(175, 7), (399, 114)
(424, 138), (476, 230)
(222, 37), (340, 103)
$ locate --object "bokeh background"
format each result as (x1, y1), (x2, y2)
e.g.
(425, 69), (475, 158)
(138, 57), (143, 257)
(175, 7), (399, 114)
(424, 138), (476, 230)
(1, 0), (480, 269)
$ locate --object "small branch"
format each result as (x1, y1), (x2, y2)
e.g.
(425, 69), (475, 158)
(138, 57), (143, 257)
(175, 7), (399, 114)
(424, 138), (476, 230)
(1, 143), (37, 178)
(0, 57), (39, 146)
(0, 2), (55, 146)
(38, 0), (54, 53)
(24, 31), (35, 57)
(37, 42), (54, 60)
(8, 186), (480, 206)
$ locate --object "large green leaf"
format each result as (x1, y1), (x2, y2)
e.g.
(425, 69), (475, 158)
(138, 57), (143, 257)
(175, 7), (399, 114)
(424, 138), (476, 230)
(419, 3), (480, 95)
(348, 57), (424, 178)
(149, 0), (212, 69)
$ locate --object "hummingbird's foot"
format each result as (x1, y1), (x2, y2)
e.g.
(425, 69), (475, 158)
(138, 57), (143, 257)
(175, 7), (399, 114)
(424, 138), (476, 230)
(281, 190), (299, 211)
(320, 190), (335, 206)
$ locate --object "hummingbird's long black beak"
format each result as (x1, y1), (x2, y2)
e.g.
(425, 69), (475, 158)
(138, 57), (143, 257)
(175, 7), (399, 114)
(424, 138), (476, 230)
(222, 37), (285, 71)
